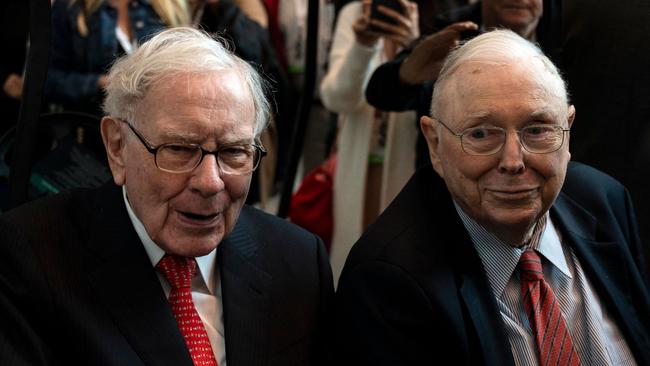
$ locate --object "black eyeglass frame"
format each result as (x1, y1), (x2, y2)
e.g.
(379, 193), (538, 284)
(119, 119), (267, 175)
(434, 118), (571, 156)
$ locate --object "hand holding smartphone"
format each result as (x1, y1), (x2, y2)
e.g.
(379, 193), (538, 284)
(369, 0), (405, 33)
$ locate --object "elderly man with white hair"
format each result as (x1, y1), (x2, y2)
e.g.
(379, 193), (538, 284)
(335, 30), (650, 365)
(0, 27), (333, 366)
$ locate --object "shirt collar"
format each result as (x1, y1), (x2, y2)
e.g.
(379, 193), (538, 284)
(454, 202), (570, 298)
(537, 218), (571, 278)
(122, 186), (217, 293)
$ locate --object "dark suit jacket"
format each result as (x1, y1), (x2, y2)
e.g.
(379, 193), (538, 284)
(335, 162), (650, 365)
(0, 183), (334, 365)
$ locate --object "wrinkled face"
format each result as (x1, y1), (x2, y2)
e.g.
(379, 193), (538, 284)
(482, 0), (543, 37)
(422, 62), (574, 245)
(103, 71), (256, 257)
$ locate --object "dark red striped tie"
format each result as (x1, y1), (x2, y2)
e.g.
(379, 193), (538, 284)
(520, 249), (581, 366)
(157, 254), (218, 366)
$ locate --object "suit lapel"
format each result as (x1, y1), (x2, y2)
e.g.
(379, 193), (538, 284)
(219, 210), (272, 366)
(84, 184), (194, 366)
(453, 233), (515, 366)
(421, 171), (515, 366)
(552, 193), (650, 363)
(552, 193), (631, 297)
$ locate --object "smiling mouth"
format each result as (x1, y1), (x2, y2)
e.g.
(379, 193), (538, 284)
(488, 188), (537, 200)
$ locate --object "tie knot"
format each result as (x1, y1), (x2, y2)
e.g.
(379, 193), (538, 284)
(519, 250), (544, 281)
(157, 254), (197, 289)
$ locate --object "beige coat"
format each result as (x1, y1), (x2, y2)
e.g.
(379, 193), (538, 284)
(320, 2), (416, 285)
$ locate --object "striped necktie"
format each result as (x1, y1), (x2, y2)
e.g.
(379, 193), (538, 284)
(157, 254), (218, 366)
(519, 217), (581, 366)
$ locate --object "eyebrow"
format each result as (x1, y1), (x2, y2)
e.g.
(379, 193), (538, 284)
(528, 109), (559, 121)
(218, 138), (256, 146)
(157, 129), (201, 143)
(156, 132), (254, 147)
(463, 108), (559, 125)
(462, 112), (495, 126)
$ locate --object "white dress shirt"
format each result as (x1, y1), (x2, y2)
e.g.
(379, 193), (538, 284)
(122, 187), (227, 365)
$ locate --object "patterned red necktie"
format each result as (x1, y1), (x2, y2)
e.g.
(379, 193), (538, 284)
(520, 248), (581, 366)
(157, 254), (218, 366)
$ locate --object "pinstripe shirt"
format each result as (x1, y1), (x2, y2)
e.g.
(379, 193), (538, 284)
(454, 204), (636, 365)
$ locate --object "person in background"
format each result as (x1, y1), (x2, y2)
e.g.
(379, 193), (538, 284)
(192, 0), (297, 204)
(336, 30), (650, 365)
(44, 0), (190, 116)
(365, 0), (562, 169)
(0, 27), (333, 365)
(333, 0), (469, 36)
(319, 0), (419, 283)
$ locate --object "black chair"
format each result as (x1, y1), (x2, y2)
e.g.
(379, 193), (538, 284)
(0, 112), (111, 211)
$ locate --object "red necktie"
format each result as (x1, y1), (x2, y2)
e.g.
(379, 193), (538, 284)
(157, 254), (218, 366)
(520, 249), (581, 366)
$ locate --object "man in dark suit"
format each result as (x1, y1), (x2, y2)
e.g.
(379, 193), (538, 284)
(336, 30), (650, 365)
(0, 27), (333, 365)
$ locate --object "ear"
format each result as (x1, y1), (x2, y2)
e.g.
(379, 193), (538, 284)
(420, 115), (444, 178)
(567, 105), (576, 128)
(100, 116), (127, 186)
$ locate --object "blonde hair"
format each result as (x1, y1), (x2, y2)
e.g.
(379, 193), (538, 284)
(71, 0), (190, 37)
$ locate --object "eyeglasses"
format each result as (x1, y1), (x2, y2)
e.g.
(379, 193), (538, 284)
(120, 119), (266, 175)
(435, 118), (570, 155)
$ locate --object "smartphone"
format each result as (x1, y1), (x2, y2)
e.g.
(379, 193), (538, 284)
(369, 0), (404, 32)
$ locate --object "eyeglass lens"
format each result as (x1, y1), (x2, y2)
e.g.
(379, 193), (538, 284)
(155, 144), (260, 174)
(461, 125), (566, 155)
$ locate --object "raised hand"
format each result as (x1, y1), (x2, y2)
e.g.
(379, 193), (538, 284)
(368, 0), (419, 48)
(2, 73), (23, 100)
(352, 0), (381, 47)
(398, 21), (478, 85)
(353, 0), (419, 49)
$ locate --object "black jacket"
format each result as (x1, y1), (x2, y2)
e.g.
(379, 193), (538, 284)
(336, 162), (650, 365)
(0, 183), (334, 365)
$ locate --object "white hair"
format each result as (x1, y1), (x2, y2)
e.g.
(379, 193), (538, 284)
(103, 27), (270, 138)
(431, 29), (568, 120)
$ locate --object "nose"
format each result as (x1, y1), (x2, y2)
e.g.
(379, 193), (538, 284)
(189, 154), (225, 196)
(497, 132), (525, 174)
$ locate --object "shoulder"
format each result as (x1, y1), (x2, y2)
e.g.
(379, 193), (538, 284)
(558, 162), (639, 245)
(0, 189), (97, 281)
(240, 205), (319, 240)
(237, 205), (326, 257)
(0, 185), (115, 247)
(0, 189), (88, 233)
(342, 166), (456, 274)
(562, 161), (629, 205)
(232, 205), (333, 293)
